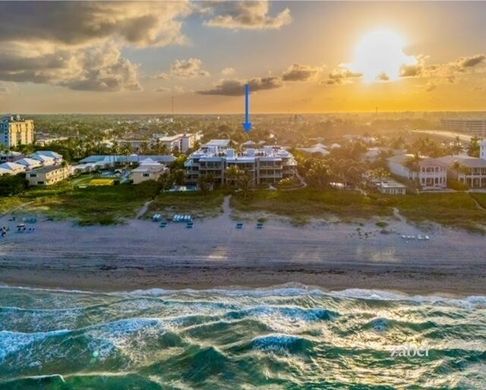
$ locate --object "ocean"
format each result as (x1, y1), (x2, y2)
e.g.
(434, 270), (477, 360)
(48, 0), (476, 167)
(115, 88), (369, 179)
(0, 285), (484, 389)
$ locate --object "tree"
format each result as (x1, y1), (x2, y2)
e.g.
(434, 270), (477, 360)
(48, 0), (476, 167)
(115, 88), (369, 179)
(198, 173), (214, 193)
(468, 137), (480, 157)
(0, 174), (28, 196)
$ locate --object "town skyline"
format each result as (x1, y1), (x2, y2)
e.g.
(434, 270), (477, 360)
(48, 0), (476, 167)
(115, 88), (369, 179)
(1, 1), (486, 113)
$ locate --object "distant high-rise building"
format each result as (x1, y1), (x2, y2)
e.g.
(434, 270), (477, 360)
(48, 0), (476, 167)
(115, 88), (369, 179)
(0, 114), (35, 148)
(441, 118), (486, 137)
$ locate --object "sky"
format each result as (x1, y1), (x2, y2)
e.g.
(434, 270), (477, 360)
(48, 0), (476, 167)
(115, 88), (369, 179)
(1, 1), (486, 114)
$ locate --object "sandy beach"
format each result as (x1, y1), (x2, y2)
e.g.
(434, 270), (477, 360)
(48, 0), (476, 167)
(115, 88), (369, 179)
(1, 198), (485, 296)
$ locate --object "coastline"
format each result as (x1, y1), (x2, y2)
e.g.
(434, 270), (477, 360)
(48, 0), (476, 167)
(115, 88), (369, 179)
(1, 200), (485, 296)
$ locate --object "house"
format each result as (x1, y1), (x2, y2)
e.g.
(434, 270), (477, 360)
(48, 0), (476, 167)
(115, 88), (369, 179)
(130, 158), (168, 184)
(16, 157), (43, 170)
(30, 151), (63, 166)
(0, 150), (23, 163)
(375, 180), (407, 195)
(297, 143), (329, 156)
(185, 139), (297, 186)
(0, 162), (26, 175)
(25, 165), (72, 186)
(0, 168), (10, 176)
(387, 154), (448, 190)
(78, 154), (175, 168)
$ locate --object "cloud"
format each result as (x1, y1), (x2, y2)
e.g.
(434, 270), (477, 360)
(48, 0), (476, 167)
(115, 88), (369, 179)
(459, 54), (485, 68)
(0, 2), (196, 92)
(282, 64), (322, 81)
(326, 68), (362, 85)
(171, 58), (210, 78)
(202, 1), (291, 30)
(0, 42), (141, 92)
(155, 86), (186, 94)
(198, 76), (282, 96)
(0, 2), (192, 47)
(221, 67), (236, 76)
(400, 53), (486, 80)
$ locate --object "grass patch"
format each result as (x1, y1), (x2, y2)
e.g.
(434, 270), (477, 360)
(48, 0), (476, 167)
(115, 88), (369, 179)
(148, 190), (226, 218)
(231, 189), (391, 222)
(231, 189), (486, 232)
(385, 192), (486, 233)
(1, 180), (160, 225)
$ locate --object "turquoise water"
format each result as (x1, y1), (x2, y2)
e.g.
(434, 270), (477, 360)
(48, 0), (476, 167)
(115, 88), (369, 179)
(0, 285), (485, 389)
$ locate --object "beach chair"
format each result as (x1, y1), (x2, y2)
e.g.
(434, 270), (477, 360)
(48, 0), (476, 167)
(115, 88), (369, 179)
(236, 222), (243, 229)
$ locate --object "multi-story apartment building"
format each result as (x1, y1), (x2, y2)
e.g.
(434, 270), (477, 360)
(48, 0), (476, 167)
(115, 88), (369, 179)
(25, 165), (72, 186)
(441, 118), (486, 137)
(0, 115), (35, 148)
(152, 132), (202, 153)
(185, 139), (297, 186)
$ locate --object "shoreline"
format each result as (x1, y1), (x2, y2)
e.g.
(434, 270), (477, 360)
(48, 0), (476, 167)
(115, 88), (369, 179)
(1, 261), (484, 297)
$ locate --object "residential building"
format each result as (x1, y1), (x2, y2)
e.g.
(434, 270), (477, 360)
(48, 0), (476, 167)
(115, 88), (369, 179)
(78, 154), (175, 169)
(0, 150), (23, 163)
(0, 115), (35, 147)
(35, 134), (69, 146)
(16, 157), (43, 170)
(441, 118), (486, 137)
(152, 132), (201, 153)
(25, 165), (72, 186)
(375, 180), (407, 195)
(31, 150), (63, 165)
(0, 162), (26, 175)
(130, 158), (168, 184)
(185, 139), (297, 186)
(437, 141), (486, 188)
(388, 154), (448, 190)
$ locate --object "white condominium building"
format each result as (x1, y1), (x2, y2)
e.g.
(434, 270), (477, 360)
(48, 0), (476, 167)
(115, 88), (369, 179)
(152, 132), (202, 153)
(185, 139), (297, 186)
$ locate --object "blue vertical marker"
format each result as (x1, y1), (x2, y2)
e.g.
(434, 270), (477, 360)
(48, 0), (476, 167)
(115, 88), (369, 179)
(243, 83), (252, 132)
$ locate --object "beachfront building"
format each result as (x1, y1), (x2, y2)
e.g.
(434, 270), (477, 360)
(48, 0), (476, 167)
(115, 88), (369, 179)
(25, 165), (72, 186)
(0, 115), (35, 148)
(152, 132), (201, 153)
(436, 142), (486, 188)
(388, 154), (448, 190)
(130, 158), (168, 184)
(375, 180), (407, 195)
(77, 154), (175, 171)
(185, 139), (298, 186)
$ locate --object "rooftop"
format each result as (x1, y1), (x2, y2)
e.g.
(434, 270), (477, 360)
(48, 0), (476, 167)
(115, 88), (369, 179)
(28, 165), (68, 175)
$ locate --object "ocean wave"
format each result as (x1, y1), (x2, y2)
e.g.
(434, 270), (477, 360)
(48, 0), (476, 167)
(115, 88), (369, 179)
(250, 334), (314, 354)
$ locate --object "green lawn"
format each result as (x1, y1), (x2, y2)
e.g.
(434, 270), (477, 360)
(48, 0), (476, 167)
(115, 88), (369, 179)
(148, 190), (226, 219)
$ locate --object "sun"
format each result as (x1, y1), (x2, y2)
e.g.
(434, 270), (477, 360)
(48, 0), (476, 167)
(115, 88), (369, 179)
(349, 29), (417, 82)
